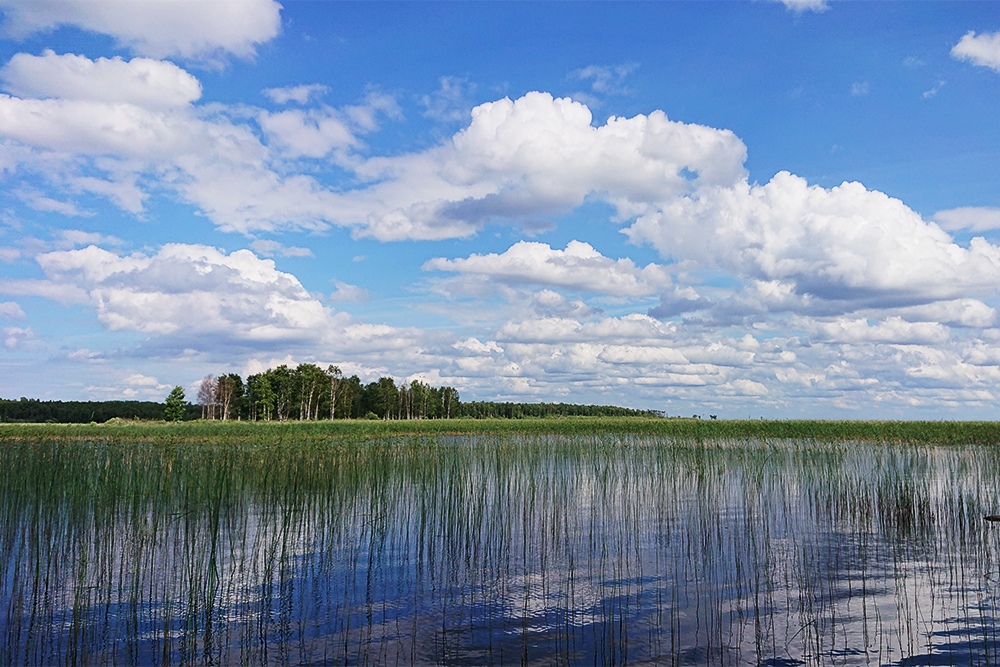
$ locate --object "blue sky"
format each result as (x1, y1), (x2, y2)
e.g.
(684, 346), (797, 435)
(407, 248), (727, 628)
(2, 0), (1000, 418)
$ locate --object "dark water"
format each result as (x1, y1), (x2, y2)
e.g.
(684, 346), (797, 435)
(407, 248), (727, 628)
(2, 435), (999, 665)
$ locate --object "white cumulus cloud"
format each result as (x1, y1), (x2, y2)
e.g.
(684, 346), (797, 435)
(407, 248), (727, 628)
(0, 0), (282, 63)
(259, 107), (358, 158)
(626, 171), (1000, 307)
(0, 301), (25, 319)
(892, 299), (997, 329)
(529, 289), (602, 319)
(1, 50), (202, 108)
(344, 92), (746, 240)
(809, 316), (950, 346)
(952, 31), (1000, 72)
(425, 240), (671, 296)
(34, 244), (329, 338)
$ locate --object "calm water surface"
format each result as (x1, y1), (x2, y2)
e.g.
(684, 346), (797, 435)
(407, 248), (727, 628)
(2, 435), (999, 665)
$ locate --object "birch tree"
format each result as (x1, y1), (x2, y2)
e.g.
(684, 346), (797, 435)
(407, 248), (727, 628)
(327, 365), (342, 420)
(197, 374), (216, 419)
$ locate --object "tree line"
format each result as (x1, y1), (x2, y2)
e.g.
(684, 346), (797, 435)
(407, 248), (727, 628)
(0, 397), (200, 423)
(191, 364), (659, 422)
(2, 364), (660, 423)
(194, 364), (462, 421)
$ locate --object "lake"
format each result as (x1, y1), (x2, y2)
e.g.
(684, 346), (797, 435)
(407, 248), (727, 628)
(2, 434), (999, 665)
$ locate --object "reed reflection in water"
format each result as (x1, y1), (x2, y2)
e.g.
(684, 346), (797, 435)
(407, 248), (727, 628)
(2, 435), (999, 665)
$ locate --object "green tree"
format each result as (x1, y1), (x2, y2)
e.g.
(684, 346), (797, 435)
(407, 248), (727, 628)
(294, 363), (326, 420)
(341, 375), (361, 418)
(441, 386), (459, 419)
(327, 365), (342, 420)
(371, 377), (398, 419)
(410, 380), (428, 419)
(164, 386), (187, 422)
(216, 373), (244, 420)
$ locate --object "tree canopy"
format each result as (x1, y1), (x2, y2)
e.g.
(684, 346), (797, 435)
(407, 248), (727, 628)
(2, 364), (660, 423)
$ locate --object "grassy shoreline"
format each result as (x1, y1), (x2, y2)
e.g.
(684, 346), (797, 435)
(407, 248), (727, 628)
(2, 417), (1000, 445)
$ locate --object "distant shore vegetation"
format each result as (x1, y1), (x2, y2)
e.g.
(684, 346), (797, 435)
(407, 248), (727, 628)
(3, 417), (1000, 448)
(1, 362), (660, 424)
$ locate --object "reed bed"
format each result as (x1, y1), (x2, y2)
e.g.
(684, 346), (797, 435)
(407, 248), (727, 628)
(4, 417), (1000, 446)
(1, 433), (999, 665)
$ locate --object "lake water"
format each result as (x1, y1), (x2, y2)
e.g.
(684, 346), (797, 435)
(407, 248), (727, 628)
(2, 435), (999, 665)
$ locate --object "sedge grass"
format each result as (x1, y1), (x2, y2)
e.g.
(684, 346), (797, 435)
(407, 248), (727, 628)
(4, 417), (1000, 446)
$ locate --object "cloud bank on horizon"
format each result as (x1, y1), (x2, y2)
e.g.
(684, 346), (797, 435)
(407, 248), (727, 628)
(1, 0), (999, 418)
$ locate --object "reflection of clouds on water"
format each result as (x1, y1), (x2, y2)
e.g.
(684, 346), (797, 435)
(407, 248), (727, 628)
(2, 436), (1000, 664)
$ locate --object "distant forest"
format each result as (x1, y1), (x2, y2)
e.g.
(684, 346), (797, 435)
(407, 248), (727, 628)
(2, 363), (660, 423)
(0, 399), (200, 424)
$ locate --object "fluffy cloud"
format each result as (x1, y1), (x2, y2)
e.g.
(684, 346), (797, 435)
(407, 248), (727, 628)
(0, 91), (251, 158)
(0, 301), (25, 319)
(121, 372), (169, 391)
(453, 337), (503, 356)
(726, 379), (768, 396)
(84, 372), (171, 400)
(497, 313), (674, 345)
(0, 67), (295, 225)
(892, 299), (996, 328)
(2, 325), (32, 348)
(952, 31), (1000, 73)
(933, 206), (1000, 232)
(529, 290), (602, 319)
(258, 108), (357, 158)
(1, 50), (201, 108)
(425, 240), (671, 296)
(26, 69), (936, 336)
(648, 286), (713, 319)
(343, 92), (747, 240)
(34, 244), (329, 338)
(3, 68), (1000, 414)
(329, 280), (370, 304)
(0, 0), (282, 62)
(0, 59), (407, 231)
(261, 89), (405, 159)
(808, 316), (950, 346)
(16, 240), (1000, 414)
(18, 242), (456, 378)
(0, 85), (748, 240)
(626, 171), (1000, 308)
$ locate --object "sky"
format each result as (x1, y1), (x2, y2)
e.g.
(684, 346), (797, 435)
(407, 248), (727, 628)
(1, 1), (1000, 419)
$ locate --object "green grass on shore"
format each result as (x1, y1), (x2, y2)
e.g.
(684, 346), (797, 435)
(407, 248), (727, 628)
(3, 417), (1000, 446)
